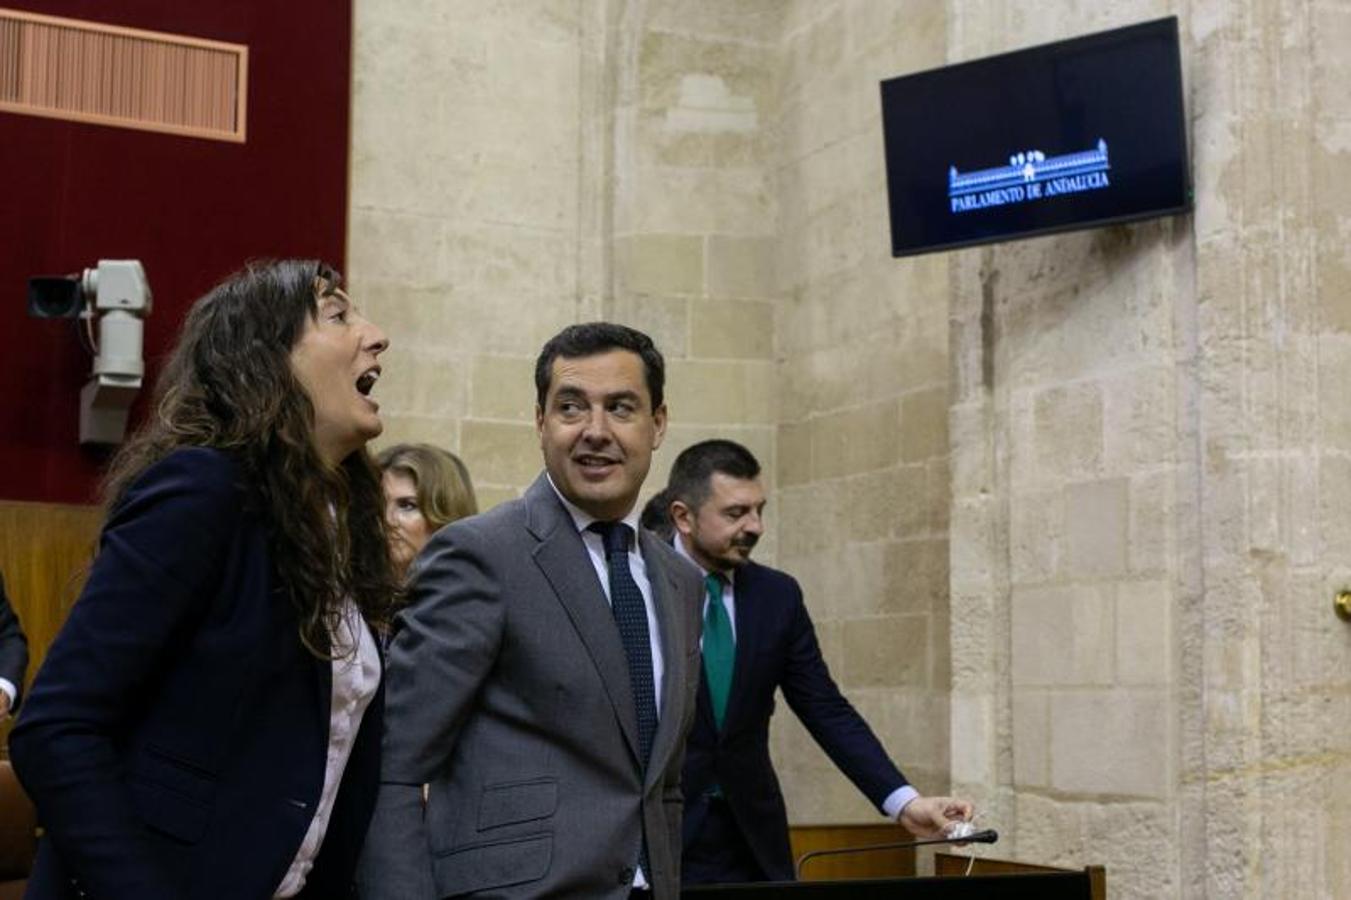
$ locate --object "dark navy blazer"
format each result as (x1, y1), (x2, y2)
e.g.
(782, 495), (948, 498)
(680, 560), (907, 882)
(0, 571), (28, 710)
(10, 448), (382, 900)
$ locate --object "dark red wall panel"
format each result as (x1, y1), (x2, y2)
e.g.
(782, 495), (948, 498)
(0, 1), (352, 503)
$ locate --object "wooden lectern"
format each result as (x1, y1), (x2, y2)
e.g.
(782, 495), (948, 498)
(683, 846), (1104, 899)
(934, 852), (1105, 900)
(684, 869), (1096, 899)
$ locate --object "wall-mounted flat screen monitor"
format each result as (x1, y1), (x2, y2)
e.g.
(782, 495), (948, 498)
(881, 17), (1191, 257)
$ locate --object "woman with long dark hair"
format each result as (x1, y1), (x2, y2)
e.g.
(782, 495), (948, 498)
(10, 259), (398, 899)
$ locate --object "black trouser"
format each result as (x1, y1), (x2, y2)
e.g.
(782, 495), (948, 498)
(682, 794), (767, 885)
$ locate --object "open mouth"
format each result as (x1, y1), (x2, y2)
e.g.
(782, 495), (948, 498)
(574, 453), (619, 473)
(356, 366), (381, 398)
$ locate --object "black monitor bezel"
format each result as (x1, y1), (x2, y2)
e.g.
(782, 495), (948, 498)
(881, 16), (1193, 258)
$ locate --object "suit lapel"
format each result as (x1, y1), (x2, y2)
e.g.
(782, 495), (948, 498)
(722, 562), (762, 733)
(526, 477), (642, 766)
(641, 530), (685, 789)
(316, 653), (332, 717)
(695, 665), (717, 737)
(293, 592), (332, 740)
(690, 575), (718, 738)
(307, 636), (333, 791)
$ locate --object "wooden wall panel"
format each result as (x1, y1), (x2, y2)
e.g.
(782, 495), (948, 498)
(0, 500), (101, 753)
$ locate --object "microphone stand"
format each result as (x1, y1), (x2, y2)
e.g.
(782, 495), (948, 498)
(794, 829), (999, 880)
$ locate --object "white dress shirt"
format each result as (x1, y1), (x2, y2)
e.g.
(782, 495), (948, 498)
(273, 599), (382, 898)
(672, 534), (737, 643)
(547, 476), (665, 719)
(0, 677), (15, 714)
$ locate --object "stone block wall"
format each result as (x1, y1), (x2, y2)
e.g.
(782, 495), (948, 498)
(351, 0), (781, 517)
(767, 0), (955, 821)
(949, 221), (1188, 896)
(944, 1), (1191, 893)
(948, 2), (1351, 897)
(348, 0), (593, 510)
(612, 0), (780, 525)
(1185, 0), (1351, 895)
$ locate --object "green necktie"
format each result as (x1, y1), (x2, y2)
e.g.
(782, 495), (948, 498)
(702, 572), (735, 731)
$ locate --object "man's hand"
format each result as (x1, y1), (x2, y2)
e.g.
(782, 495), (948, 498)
(0, 693), (10, 718)
(898, 795), (975, 839)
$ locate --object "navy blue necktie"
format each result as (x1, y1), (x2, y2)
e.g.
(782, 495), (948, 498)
(589, 521), (657, 879)
(589, 521), (658, 768)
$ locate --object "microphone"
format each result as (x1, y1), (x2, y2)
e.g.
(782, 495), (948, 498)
(794, 827), (998, 879)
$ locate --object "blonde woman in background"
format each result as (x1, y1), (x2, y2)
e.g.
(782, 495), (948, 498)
(377, 443), (478, 581)
(376, 443), (477, 807)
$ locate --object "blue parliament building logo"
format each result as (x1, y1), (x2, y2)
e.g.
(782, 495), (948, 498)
(948, 139), (1111, 213)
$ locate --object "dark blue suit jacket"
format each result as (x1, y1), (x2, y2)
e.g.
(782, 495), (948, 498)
(0, 571), (28, 710)
(10, 448), (382, 900)
(681, 560), (907, 882)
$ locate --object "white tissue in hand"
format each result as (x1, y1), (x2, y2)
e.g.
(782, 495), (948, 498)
(945, 821), (976, 839)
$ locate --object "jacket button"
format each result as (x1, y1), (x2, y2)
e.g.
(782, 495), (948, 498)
(618, 865), (635, 884)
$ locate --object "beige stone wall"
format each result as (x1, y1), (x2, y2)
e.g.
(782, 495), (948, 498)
(348, 0), (586, 505)
(947, 2), (1351, 897)
(350, 0), (779, 516)
(348, 0), (595, 510)
(611, 0), (779, 528)
(768, 0), (955, 822)
(1186, 1), (1351, 894)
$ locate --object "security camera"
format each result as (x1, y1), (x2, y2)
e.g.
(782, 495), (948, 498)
(28, 260), (154, 445)
(83, 260), (153, 382)
(83, 261), (153, 315)
(81, 261), (152, 445)
(27, 276), (84, 318)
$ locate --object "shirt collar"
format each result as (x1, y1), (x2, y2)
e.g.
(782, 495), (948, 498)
(546, 472), (642, 539)
(671, 531), (736, 586)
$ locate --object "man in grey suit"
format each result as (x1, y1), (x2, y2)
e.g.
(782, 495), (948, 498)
(360, 323), (703, 899)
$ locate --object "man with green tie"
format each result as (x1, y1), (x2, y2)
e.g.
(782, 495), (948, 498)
(657, 440), (973, 884)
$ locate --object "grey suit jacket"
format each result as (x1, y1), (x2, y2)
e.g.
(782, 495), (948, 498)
(358, 474), (703, 899)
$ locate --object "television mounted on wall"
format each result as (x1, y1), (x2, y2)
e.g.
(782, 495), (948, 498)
(880, 16), (1192, 258)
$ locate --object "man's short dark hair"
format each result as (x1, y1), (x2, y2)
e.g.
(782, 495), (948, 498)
(535, 322), (665, 410)
(667, 439), (761, 511)
(640, 488), (676, 542)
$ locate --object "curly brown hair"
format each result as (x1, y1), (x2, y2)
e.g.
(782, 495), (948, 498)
(101, 259), (399, 656)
